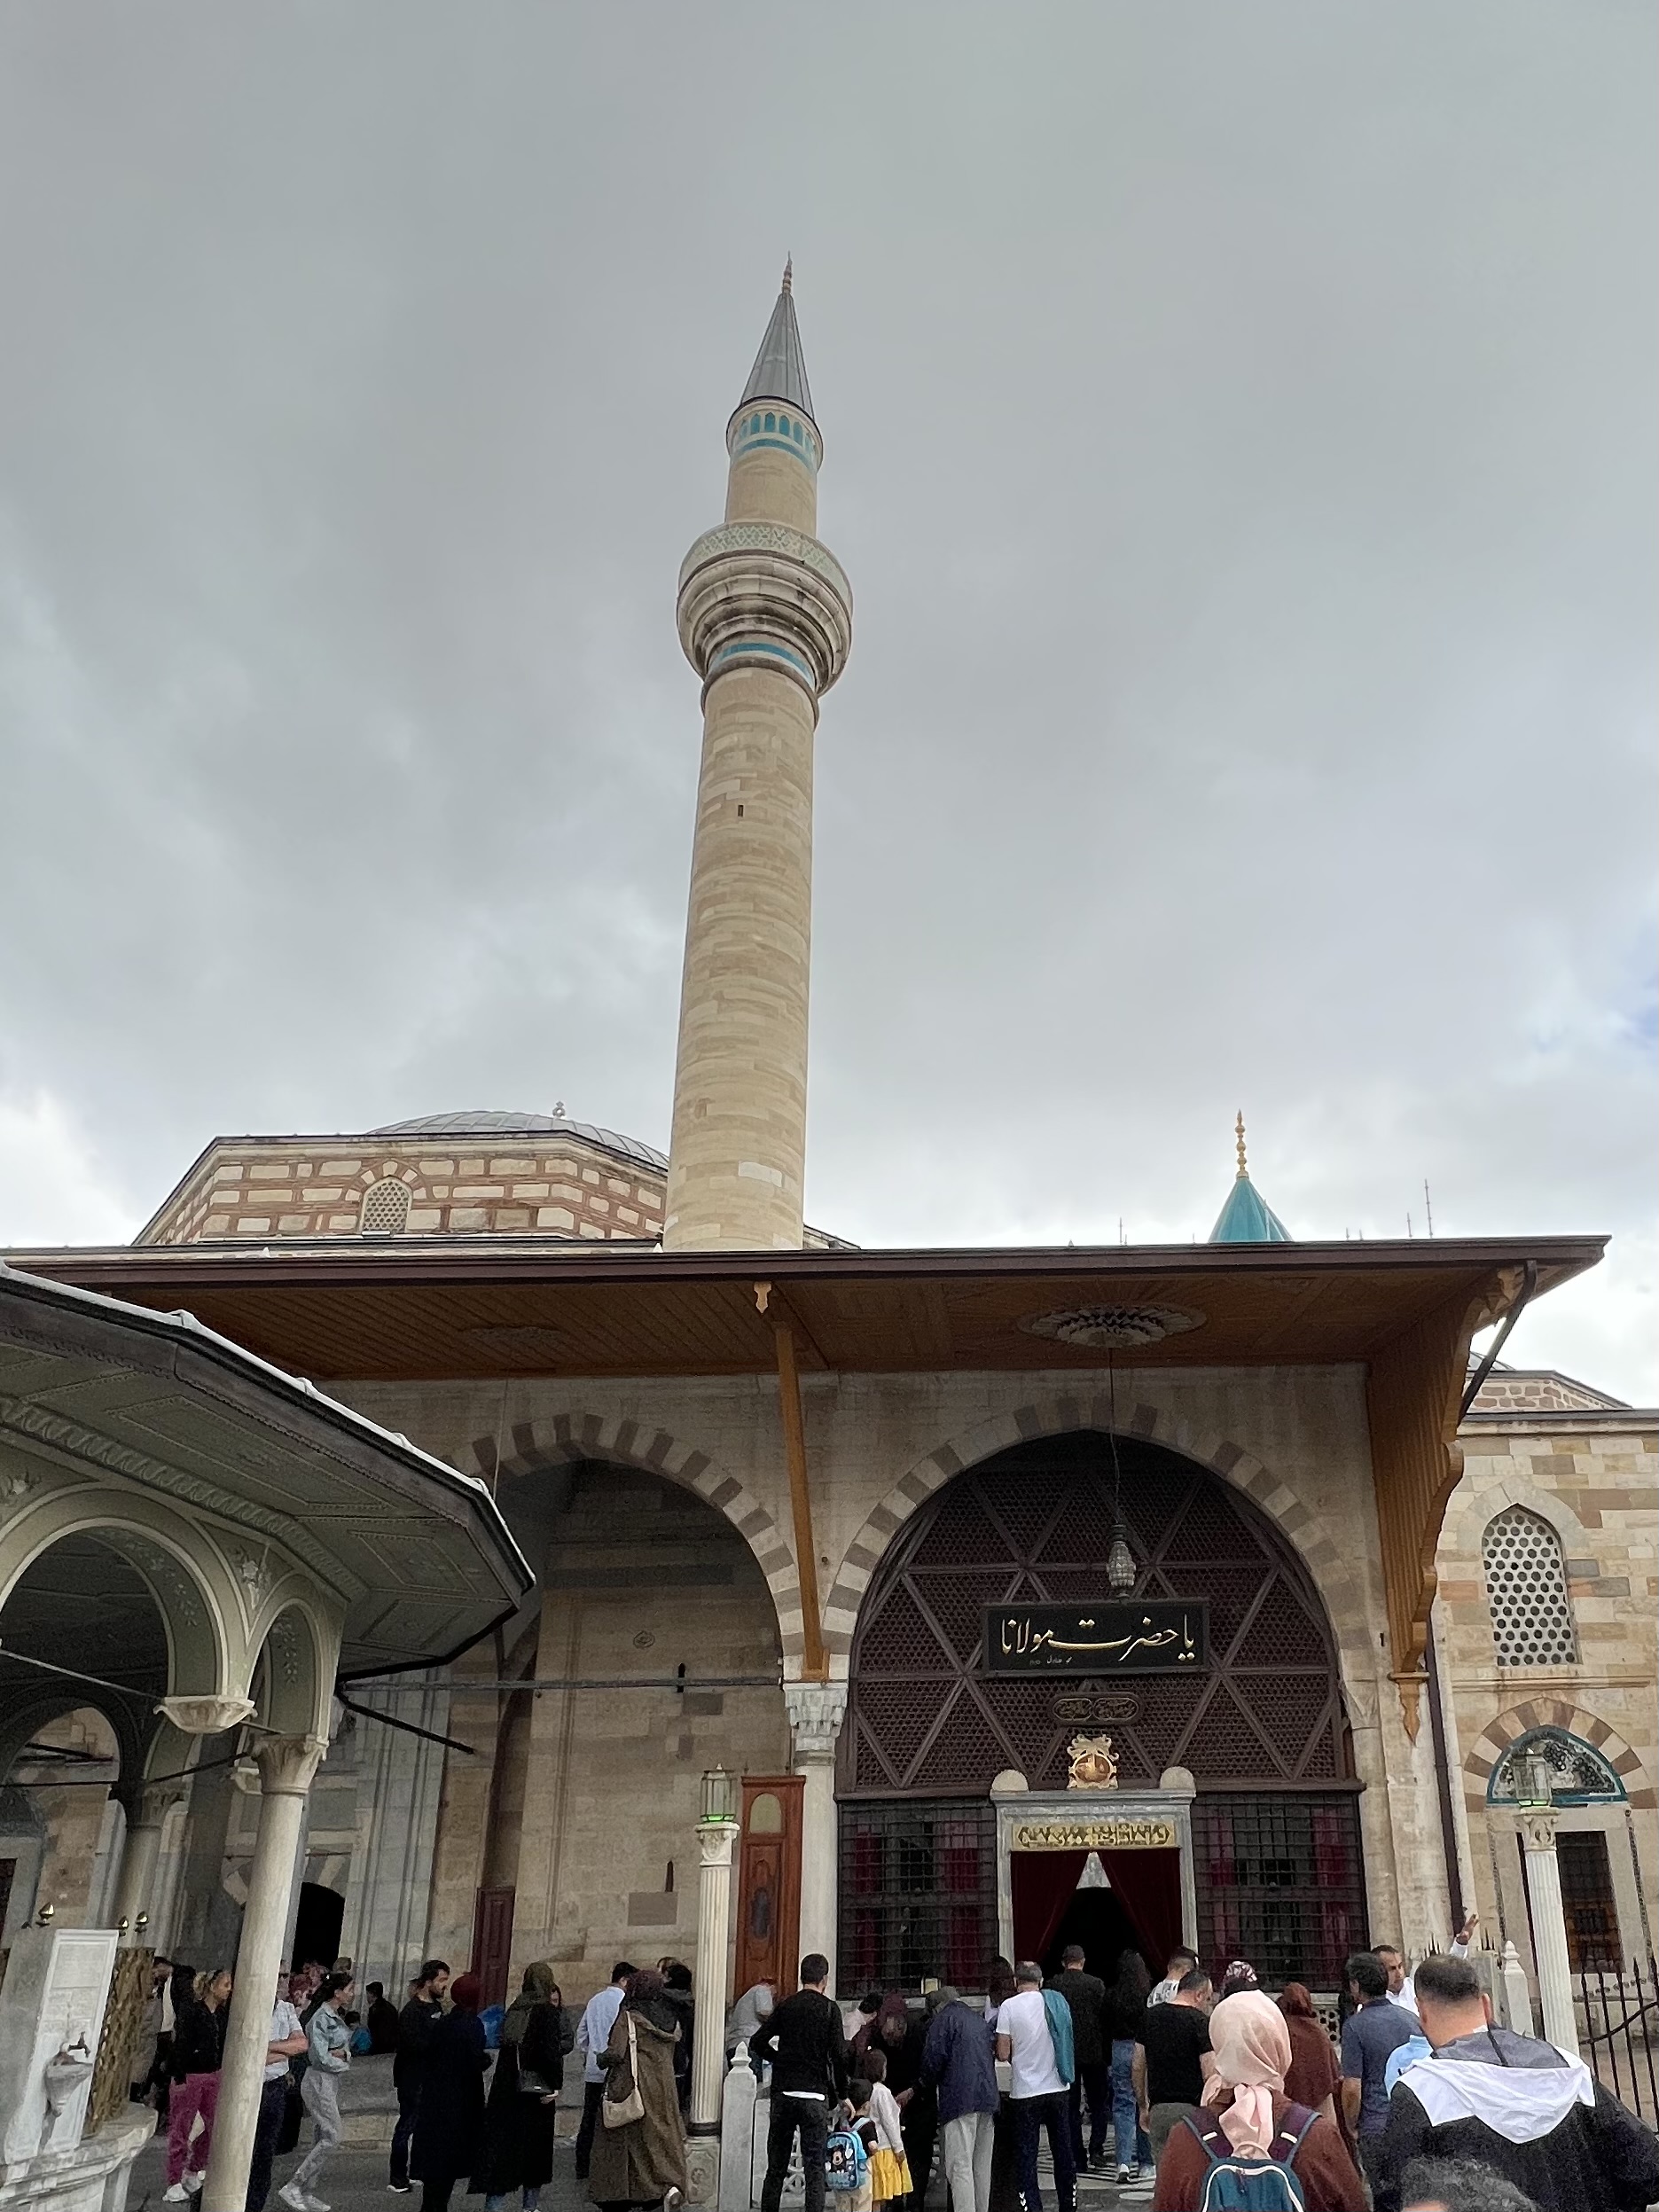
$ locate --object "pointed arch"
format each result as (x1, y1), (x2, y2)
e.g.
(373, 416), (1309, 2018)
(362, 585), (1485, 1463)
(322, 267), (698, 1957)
(823, 1394), (1369, 1676)
(468, 1411), (803, 1661)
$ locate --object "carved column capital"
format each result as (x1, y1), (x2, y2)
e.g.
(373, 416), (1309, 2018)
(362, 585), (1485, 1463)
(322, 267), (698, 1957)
(785, 1682), (847, 1764)
(156, 1693), (256, 1736)
(697, 1819), (740, 1872)
(1517, 1805), (1561, 1853)
(254, 1733), (327, 1797)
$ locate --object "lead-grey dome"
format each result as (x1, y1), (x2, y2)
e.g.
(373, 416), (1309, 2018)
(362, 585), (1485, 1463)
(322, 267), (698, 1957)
(374, 1110), (667, 1173)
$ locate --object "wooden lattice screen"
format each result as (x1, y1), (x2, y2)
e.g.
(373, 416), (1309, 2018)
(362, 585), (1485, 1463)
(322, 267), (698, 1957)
(89, 1947), (153, 2134)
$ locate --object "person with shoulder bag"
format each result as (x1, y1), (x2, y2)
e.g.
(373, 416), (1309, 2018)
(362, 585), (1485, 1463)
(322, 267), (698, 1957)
(589, 1969), (688, 2212)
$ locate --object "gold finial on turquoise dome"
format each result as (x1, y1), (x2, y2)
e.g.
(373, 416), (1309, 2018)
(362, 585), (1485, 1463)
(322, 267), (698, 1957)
(1235, 1111), (1248, 1180)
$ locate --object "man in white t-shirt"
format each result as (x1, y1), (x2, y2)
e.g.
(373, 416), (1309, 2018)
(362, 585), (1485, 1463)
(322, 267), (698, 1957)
(248, 1967), (308, 2212)
(995, 1963), (1075, 2212)
(1378, 1916), (1476, 2013)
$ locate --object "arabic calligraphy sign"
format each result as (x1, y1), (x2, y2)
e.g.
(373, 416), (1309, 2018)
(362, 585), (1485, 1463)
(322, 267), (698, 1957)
(984, 1601), (1208, 1674)
(1012, 1819), (1178, 1850)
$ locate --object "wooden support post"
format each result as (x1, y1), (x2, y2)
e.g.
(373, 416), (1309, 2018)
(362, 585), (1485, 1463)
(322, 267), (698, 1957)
(756, 1281), (827, 1681)
(1366, 1271), (1514, 1735)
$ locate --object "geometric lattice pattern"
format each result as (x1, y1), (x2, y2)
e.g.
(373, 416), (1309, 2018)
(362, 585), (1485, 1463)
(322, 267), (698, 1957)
(845, 1431), (1349, 1795)
(358, 1177), (411, 1235)
(1482, 1505), (1578, 1668)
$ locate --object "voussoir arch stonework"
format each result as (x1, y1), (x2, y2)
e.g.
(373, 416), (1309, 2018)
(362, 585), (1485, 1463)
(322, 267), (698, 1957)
(471, 1411), (804, 1663)
(1464, 1700), (1654, 1810)
(823, 1396), (1370, 1675)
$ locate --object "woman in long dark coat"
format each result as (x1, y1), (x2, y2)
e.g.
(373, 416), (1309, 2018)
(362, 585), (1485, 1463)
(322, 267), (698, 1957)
(479, 1962), (569, 2212)
(588, 1969), (686, 2212)
(412, 1973), (491, 2212)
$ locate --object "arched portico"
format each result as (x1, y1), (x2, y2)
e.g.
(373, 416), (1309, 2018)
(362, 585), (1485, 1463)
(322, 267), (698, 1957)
(472, 1407), (805, 1660)
(837, 1426), (1366, 1990)
(0, 1260), (529, 2212)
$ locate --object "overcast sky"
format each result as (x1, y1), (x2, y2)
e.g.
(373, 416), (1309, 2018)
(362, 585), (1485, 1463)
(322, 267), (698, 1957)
(1, 4), (1653, 1399)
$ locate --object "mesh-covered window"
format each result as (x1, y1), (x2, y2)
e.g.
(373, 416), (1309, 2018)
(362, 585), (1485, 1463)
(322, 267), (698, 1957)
(1483, 1506), (1577, 1667)
(359, 1178), (411, 1235)
(838, 1799), (997, 1994)
(1193, 1794), (1366, 1989)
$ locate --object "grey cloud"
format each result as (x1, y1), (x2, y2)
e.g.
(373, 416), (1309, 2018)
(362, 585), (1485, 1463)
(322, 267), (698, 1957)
(0, 3), (1652, 1392)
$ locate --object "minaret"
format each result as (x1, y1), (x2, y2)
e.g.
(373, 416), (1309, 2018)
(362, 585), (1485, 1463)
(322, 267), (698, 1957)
(663, 267), (853, 1250)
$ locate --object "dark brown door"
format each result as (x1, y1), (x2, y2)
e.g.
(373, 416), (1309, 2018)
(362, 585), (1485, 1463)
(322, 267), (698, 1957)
(472, 1886), (515, 2009)
(735, 1777), (803, 2002)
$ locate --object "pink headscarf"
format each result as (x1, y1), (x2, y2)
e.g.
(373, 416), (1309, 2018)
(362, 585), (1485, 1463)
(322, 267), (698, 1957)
(1200, 1992), (1293, 2154)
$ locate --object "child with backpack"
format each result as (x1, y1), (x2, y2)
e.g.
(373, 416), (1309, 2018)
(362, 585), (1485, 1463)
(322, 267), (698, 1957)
(1150, 1995), (1363, 2212)
(826, 2080), (878, 2212)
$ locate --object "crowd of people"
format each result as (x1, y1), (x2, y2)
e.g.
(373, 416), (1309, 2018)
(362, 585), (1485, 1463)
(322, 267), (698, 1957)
(122, 1926), (1658, 2212)
(737, 1930), (1659, 2212)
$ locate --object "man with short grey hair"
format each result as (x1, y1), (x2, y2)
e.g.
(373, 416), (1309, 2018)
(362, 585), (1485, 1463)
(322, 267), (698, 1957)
(920, 1986), (998, 2212)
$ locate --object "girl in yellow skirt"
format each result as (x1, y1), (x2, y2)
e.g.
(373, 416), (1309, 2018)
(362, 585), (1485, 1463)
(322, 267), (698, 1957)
(860, 2049), (914, 2208)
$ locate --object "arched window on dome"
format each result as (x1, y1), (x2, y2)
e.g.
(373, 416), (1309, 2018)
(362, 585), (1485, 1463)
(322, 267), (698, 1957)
(1487, 1727), (1624, 1807)
(358, 1178), (411, 1236)
(1482, 1504), (1578, 1667)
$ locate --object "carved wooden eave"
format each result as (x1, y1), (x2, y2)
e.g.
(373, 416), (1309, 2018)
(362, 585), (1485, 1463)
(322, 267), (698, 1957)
(1366, 1266), (1522, 1737)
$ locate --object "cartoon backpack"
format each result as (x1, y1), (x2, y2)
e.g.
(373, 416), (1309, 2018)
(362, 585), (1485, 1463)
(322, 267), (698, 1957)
(1181, 2104), (1319, 2212)
(824, 2122), (871, 2195)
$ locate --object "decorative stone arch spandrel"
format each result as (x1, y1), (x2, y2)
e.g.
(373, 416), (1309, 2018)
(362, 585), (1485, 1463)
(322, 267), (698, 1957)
(247, 1586), (341, 1741)
(0, 1486), (240, 1705)
(1464, 1701), (1654, 1810)
(823, 1395), (1370, 1682)
(471, 1411), (802, 1663)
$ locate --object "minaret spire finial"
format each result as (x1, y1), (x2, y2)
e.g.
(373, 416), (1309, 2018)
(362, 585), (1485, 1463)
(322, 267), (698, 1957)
(1235, 1111), (1248, 1181)
(781, 255), (793, 295)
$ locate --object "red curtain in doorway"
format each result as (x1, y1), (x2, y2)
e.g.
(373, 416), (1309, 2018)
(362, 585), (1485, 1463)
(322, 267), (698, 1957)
(1098, 1850), (1182, 1972)
(1011, 1851), (1088, 1965)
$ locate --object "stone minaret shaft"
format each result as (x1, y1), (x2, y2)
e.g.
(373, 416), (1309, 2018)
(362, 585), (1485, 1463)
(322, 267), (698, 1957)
(664, 270), (853, 1250)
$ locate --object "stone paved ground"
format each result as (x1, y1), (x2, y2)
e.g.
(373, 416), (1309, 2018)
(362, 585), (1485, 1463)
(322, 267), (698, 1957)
(121, 2103), (1148, 2212)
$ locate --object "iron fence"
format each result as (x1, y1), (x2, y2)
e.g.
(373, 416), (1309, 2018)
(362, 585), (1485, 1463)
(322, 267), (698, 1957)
(1576, 1958), (1659, 2129)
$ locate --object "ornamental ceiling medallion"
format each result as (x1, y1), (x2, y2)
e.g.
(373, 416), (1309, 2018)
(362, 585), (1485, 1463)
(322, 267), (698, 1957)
(1067, 1733), (1120, 1789)
(1019, 1305), (1206, 1350)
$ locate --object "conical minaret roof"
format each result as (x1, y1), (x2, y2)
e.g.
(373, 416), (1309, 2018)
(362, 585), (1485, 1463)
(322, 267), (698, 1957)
(739, 260), (815, 420)
(1209, 1114), (1292, 1244)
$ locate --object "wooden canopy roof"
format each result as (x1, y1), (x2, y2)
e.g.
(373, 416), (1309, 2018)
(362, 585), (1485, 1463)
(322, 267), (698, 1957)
(7, 1233), (1603, 1382)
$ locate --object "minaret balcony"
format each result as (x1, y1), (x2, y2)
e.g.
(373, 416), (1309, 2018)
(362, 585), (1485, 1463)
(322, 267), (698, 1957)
(677, 523), (854, 703)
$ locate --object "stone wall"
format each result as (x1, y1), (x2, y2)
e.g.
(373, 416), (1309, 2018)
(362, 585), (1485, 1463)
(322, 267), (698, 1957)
(141, 1135), (668, 1245)
(1436, 1396), (1658, 1970)
(340, 1361), (1452, 1973)
(422, 1462), (789, 2002)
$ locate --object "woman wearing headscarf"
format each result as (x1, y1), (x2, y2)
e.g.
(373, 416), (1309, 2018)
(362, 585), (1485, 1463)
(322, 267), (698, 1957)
(588, 1968), (687, 2212)
(1276, 1987), (1342, 2124)
(412, 1973), (491, 2212)
(478, 1963), (568, 2212)
(1151, 1993), (1364, 2212)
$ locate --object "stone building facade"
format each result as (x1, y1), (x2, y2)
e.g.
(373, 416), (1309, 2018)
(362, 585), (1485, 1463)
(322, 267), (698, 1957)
(1436, 1367), (1658, 1976)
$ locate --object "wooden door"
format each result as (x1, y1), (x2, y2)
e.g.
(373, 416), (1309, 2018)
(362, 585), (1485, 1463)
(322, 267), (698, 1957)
(734, 1776), (803, 2001)
(472, 1885), (515, 2009)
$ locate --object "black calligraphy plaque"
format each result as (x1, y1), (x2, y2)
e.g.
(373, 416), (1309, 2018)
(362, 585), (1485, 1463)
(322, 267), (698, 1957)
(983, 1601), (1208, 1674)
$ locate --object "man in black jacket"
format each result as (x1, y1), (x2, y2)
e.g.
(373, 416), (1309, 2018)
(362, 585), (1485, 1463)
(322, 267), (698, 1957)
(388, 1958), (449, 2192)
(1373, 1954), (1659, 2212)
(753, 1953), (850, 2212)
(1048, 1943), (1110, 2171)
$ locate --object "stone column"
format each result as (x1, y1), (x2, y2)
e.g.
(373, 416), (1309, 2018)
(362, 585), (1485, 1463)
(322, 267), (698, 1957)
(202, 1734), (326, 2212)
(691, 1817), (741, 2131)
(1518, 1807), (1578, 2056)
(785, 1684), (846, 1986)
(109, 1797), (167, 1942)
